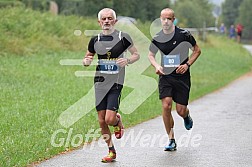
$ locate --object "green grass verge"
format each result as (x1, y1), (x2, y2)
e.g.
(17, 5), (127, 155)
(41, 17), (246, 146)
(190, 35), (252, 100)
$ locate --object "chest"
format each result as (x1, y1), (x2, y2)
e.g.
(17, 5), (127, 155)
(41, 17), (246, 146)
(155, 35), (184, 55)
(95, 39), (125, 59)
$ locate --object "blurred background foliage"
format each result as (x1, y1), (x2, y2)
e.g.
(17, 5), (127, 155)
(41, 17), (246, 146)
(0, 0), (251, 56)
(1, 0), (251, 39)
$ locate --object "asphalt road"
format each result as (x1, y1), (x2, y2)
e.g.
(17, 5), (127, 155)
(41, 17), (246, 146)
(38, 46), (252, 167)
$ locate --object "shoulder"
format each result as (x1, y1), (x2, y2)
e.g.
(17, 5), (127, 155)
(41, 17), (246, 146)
(176, 27), (192, 37)
(90, 35), (98, 42)
(152, 30), (163, 41)
(176, 27), (196, 46)
(119, 31), (133, 43)
(120, 31), (131, 38)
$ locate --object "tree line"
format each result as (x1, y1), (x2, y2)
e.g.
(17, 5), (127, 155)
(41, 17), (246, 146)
(5, 0), (251, 39)
(8, 0), (214, 27)
(221, 0), (252, 39)
(16, 0), (169, 21)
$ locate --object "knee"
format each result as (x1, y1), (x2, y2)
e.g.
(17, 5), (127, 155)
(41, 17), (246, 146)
(105, 117), (116, 126)
(177, 107), (187, 117)
(162, 102), (172, 111)
(98, 118), (106, 126)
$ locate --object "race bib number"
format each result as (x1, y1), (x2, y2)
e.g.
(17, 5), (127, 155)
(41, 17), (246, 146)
(163, 54), (180, 67)
(99, 59), (119, 74)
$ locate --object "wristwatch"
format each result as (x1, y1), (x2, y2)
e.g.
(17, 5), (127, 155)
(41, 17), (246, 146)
(127, 58), (131, 65)
(186, 62), (191, 67)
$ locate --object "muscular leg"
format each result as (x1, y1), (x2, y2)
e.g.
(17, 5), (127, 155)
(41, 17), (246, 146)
(105, 110), (120, 127)
(176, 103), (189, 118)
(161, 97), (174, 139)
(176, 103), (193, 130)
(98, 109), (118, 162)
(97, 110), (117, 147)
(101, 109), (121, 146)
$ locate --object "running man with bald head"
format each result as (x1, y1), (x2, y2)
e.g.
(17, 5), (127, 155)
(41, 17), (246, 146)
(148, 8), (201, 151)
(83, 8), (139, 162)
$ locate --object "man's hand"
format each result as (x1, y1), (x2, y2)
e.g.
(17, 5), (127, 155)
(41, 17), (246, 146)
(116, 58), (128, 67)
(155, 65), (165, 75)
(176, 64), (189, 74)
(83, 55), (93, 66)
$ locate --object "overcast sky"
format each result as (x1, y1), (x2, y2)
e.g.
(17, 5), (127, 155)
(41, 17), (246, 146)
(209, 0), (225, 6)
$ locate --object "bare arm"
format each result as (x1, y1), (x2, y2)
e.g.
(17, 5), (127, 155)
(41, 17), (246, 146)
(116, 45), (140, 67)
(187, 44), (201, 66)
(82, 51), (95, 66)
(127, 45), (140, 64)
(176, 43), (201, 74)
(148, 51), (164, 75)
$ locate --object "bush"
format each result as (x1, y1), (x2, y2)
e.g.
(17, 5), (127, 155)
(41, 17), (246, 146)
(0, 6), (99, 56)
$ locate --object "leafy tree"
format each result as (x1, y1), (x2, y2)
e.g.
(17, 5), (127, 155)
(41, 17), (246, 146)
(145, 0), (170, 21)
(221, 0), (243, 27)
(174, 0), (215, 28)
(236, 0), (252, 39)
(19, 0), (50, 11)
(17, 0), (170, 21)
(172, 0), (214, 41)
(113, 0), (140, 18)
(113, 0), (169, 21)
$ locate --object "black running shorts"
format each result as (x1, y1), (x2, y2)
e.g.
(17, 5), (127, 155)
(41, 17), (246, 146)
(95, 84), (123, 112)
(159, 75), (191, 105)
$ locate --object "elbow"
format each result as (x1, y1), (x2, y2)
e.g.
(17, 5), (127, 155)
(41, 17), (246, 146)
(136, 54), (140, 61)
(148, 54), (154, 61)
(199, 48), (202, 55)
(196, 46), (201, 56)
(197, 48), (201, 56)
(135, 52), (140, 61)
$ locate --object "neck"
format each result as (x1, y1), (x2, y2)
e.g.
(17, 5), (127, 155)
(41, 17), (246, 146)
(102, 28), (115, 35)
(163, 25), (175, 34)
